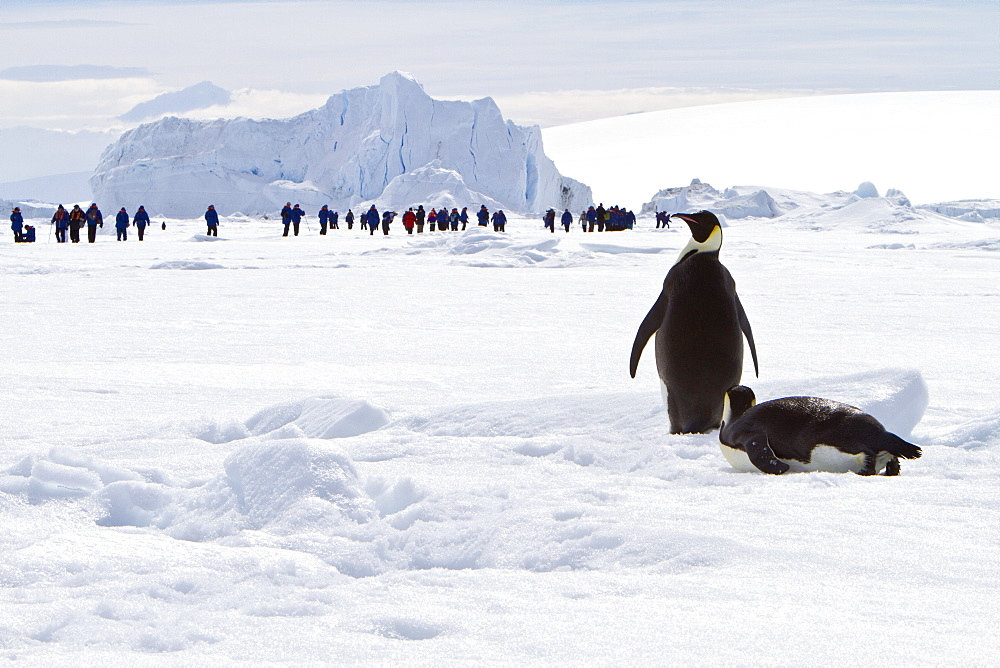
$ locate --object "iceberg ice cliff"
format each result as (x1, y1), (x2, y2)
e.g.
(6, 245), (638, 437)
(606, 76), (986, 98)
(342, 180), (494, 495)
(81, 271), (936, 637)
(90, 72), (592, 217)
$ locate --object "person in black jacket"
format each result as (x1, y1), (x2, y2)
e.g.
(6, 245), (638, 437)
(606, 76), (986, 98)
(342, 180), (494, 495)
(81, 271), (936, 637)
(415, 205), (426, 233)
(544, 208), (556, 233)
(69, 204), (85, 242)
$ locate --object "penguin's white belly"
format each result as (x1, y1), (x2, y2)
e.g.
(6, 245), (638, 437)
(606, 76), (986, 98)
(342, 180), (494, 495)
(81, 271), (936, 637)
(719, 444), (759, 472)
(720, 444), (889, 474)
(784, 445), (865, 473)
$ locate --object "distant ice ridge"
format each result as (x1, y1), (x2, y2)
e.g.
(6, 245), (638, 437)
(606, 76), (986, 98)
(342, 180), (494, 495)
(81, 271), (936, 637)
(90, 71), (593, 218)
(639, 179), (1000, 231)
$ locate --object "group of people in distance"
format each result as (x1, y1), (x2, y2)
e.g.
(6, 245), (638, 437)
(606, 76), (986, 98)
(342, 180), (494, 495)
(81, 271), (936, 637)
(11, 199), (652, 244)
(543, 204), (638, 233)
(277, 202), (508, 236)
(9, 203), (156, 243)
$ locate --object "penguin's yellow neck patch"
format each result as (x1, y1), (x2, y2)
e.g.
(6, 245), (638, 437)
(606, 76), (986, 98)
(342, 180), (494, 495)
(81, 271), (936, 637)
(675, 225), (722, 265)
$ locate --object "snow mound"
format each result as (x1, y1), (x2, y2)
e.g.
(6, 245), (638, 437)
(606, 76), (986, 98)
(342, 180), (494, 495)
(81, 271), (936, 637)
(369, 161), (504, 212)
(92, 71), (592, 217)
(106, 438), (378, 540)
(398, 230), (584, 268)
(578, 242), (670, 254)
(926, 239), (1000, 252)
(0, 446), (142, 502)
(923, 411), (1000, 450)
(758, 367), (928, 438)
(399, 391), (662, 439)
(854, 181), (880, 198)
(711, 188), (784, 218)
(219, 439), (375, 527)
(150, 260), (225, 270)
(196, 396), (391, 443)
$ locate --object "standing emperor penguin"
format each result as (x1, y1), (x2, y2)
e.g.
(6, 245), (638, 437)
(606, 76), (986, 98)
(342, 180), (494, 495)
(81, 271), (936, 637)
(629, 211), (759, 433)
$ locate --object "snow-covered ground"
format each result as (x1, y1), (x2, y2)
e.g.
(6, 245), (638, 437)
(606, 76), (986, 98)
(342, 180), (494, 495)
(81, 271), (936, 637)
(2, 197), (998, 662)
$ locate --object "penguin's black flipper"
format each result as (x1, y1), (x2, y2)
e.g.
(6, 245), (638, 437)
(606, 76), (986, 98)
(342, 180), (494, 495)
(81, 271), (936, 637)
(630, 293), (667, 378)
(735, 294), (759, 377)
(744, 435), (789, 474)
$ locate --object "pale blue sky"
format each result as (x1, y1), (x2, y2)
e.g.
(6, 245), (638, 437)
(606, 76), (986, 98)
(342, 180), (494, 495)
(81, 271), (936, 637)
(0, 0), (996, 129)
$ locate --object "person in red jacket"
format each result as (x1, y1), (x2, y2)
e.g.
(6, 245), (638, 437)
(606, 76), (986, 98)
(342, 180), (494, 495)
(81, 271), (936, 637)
(402, 208), (416, 234)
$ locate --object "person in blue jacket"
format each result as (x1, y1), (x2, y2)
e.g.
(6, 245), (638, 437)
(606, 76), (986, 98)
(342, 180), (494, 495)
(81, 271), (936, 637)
(22, 224), (36, 242)
(115, 207), (130, 240)
(449, 208), (460, 231)
(561, 208), (574, 232)
(460, 207), (469, 230)
(381, 209), (395, 235)
(289, 204), (304, 236)
(330, 209), (339, 230)
(10, 207), (24, 242)
(133, 205), (150, 240)
(51, 205), (69, 243)
(477, 205), (489, 227)
(491, 209), (506, 232)
(318, 205), (330, 235)
(205, 205), (219, 236)
(280, 202), (292, 236)
(366, 205), (379, 236)
(85, 203), (103, 243)
(586, 206), (598, 232)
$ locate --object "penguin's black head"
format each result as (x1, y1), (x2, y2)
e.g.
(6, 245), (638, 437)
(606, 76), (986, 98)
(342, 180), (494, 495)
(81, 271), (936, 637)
(671, 210), (721, 243)
(672, 210), (723, 264)
(723, 385), (757, 424)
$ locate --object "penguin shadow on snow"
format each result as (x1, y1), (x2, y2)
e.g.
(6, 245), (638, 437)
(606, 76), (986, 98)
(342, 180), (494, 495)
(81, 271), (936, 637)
(629, 210), (922, 475)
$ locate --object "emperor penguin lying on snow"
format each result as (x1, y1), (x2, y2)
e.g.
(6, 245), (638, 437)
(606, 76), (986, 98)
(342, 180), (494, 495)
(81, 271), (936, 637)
(719, 385), (922, 476)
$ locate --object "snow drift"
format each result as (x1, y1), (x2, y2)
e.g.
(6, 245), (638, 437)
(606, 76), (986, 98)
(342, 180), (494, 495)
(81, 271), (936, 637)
(90, 71), (592, 217)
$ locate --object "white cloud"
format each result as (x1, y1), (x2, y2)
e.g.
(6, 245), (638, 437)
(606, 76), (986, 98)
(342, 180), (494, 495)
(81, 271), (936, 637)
(0, 79), (165, 131)
(182, 89), (330, 122)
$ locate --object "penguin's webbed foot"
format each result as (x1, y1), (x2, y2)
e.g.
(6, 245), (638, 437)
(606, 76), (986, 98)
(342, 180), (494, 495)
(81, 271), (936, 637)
(883, 457), (901, 476)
